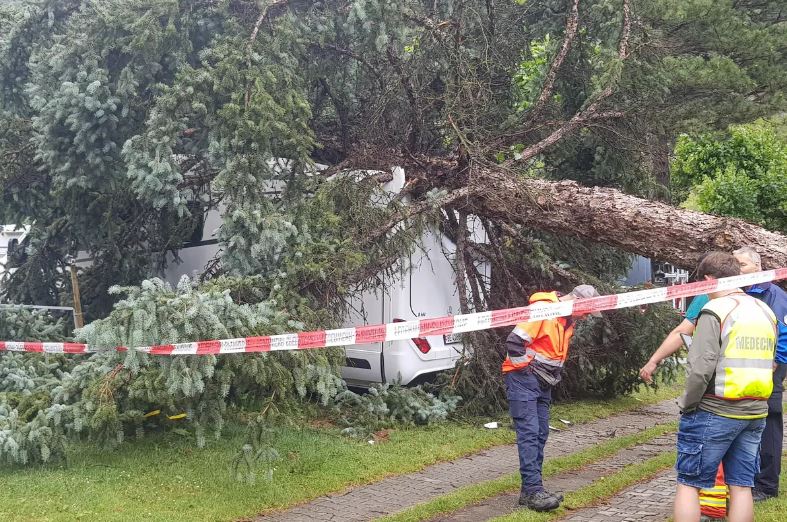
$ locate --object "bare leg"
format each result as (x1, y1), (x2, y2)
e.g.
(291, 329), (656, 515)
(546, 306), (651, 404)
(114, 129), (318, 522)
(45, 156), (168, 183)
(727, 485), (754, 522)
(674, 483), (700, 522)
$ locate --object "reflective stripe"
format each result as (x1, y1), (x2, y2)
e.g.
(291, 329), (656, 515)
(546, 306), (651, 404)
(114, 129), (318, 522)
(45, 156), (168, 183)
(508, 355), (529, 365)
(699, 466), (728, 517)
(700, 485), (727, 494)
(511, 326), (533, 343)
(721, 314), (734, 339)
(714, 370), (725, 397)
(714, 367), (773, 398)
(532, 351), (565, 368)
(720, 358), (774, 369)
(699, 498), (727, 507)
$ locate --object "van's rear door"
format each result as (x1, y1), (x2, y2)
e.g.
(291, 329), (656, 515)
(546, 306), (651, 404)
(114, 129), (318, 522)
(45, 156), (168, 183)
(340, 285), (390, 384)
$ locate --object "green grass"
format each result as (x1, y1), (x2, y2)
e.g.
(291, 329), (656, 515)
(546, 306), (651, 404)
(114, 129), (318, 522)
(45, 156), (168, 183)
(377, 422), (677, 522)
(0, 422), (515, 522)
(491, 451), (676, 521)
(464, 377), (684, 431)
(550, 378), (683, 425)
(753, 456), (787, 522)
(0, 381), (682, 522)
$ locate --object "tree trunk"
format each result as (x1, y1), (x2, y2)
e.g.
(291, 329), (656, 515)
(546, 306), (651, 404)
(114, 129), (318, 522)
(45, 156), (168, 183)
(454, 169), (787, 270)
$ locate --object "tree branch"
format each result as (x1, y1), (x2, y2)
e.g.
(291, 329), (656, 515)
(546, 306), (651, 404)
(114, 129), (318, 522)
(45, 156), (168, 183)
(492, 0), (631, 162)
(312, 43), (384, 83)
(461, 171), (787, 269)
(386, 45), (422, 150)
(619, 0), (631, 59)
(361, 185), (474, 247)
(247, 0), (290, 46)
(448, 210), (471, 314)
(245, 0), (291, 107)
(528, 0), (581, 119)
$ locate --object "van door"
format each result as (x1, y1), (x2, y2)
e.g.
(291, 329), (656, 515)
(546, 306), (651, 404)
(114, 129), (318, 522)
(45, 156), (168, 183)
(341, 283), (390, 384)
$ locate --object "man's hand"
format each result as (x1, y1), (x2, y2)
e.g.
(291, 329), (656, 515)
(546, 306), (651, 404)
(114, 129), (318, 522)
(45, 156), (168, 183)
(639, 361), (658, 383)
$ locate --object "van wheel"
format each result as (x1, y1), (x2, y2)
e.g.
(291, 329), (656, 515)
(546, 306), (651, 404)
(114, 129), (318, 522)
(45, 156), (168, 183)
(407, 372), (437, 387)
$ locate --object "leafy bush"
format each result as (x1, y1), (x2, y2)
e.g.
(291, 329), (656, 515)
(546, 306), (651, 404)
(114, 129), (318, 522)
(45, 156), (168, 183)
(559, 302), (682, 400)
(0, 278), (345, 466)
(0, 307), (72, 465)
(672, 120), (787, 233)
(334, 383), (461, 437)
(0, 305), (70, 341)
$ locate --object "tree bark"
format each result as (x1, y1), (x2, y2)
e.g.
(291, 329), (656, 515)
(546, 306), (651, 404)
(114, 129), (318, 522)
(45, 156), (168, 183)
(456, 170), (787, 270)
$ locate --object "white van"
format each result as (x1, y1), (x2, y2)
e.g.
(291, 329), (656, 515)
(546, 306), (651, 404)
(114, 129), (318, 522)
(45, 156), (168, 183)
(341, 169), (487, 386)
(160, 167), (487, 386)
(341, 228), (480, 386)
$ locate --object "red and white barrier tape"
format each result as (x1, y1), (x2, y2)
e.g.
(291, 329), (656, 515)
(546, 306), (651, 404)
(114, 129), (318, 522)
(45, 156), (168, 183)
(2, 269), (786, 356)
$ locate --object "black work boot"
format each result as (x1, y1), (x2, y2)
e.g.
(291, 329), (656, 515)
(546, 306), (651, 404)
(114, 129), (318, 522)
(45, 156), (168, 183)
(518, 490), (560, 511)
(752, 489), (775, 502)
(545, 489), (564, 502)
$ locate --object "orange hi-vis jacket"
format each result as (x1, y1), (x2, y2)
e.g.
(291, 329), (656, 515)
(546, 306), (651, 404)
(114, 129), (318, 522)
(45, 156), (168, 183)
(502, 291), (575, 385)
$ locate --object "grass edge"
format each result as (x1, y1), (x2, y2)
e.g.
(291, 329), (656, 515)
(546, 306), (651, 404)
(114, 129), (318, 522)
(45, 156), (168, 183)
(376, 422), (677, 522)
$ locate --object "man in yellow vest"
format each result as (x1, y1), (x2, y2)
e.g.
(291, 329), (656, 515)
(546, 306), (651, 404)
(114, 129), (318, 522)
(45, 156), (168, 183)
(674, 252), (778, 522)
(503, 284), (601, 512)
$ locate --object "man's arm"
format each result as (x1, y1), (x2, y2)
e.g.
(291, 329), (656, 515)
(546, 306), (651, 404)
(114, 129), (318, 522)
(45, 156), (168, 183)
(775, 323), (787, 365)
(760, 286), (787, 364)
(639, 319), (695, 383)
(506, 321), (541, 359)
(678, 314), (722, 413)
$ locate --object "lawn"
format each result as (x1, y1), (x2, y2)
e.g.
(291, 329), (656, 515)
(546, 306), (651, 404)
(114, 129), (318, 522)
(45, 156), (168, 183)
(378, 422), (677, 522)
(0, 381), (682, 522)
(753, 456), (787, 522)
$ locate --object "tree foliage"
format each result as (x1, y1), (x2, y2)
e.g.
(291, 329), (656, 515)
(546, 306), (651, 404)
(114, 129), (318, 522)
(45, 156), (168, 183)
(0, 307), (71, 465)
(673, 120), (787, 233)
(0, 277), (346, 465)
(2, 0), (784, 311)
(0, 0), (785, 457)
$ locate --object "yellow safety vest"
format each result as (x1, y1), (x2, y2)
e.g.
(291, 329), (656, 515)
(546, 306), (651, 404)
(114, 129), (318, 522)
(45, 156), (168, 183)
(701, 294), (777, 401)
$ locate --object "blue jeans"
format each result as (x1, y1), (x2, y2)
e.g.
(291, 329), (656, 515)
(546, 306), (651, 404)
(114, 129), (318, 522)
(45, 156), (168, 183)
(505, 369), (551, 494)
(676, 409), (766, 489)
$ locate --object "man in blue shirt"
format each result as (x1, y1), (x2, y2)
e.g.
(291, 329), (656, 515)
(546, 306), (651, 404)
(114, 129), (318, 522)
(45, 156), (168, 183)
(733, 247), (787, 502)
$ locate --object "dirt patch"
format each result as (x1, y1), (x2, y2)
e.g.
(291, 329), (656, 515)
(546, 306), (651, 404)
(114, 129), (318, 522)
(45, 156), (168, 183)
(307, 418), (338, 429)
(373, 429), (392, 443)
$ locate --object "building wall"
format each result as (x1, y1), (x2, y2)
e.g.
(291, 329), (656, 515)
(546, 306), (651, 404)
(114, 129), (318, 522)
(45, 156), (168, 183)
(0, 225), (30, 277)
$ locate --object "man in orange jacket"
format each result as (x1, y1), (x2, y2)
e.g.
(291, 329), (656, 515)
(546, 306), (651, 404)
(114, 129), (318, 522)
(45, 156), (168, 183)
(504, 285), (601, 511)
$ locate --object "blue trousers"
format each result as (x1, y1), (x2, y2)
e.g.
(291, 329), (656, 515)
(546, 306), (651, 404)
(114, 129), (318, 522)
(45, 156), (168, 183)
(505, 369), (552, 494)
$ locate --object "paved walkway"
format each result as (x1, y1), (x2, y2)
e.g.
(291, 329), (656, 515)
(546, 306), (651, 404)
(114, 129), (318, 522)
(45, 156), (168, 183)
(429, 432), (676, 521)
(253, 400), (679, 522)
(559, 470), (675, 522)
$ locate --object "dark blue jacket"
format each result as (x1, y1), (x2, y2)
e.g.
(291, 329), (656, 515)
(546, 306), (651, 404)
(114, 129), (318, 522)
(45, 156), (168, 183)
(746, 282), (787, 364)
(747, 282), (787, 412)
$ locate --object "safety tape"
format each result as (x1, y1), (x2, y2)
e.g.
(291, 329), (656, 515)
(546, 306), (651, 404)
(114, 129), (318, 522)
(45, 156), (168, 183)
(1, 268), (786, 356)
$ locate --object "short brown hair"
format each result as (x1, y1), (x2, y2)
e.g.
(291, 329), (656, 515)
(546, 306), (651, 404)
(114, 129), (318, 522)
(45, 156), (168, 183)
(697, 251), (741, 279)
